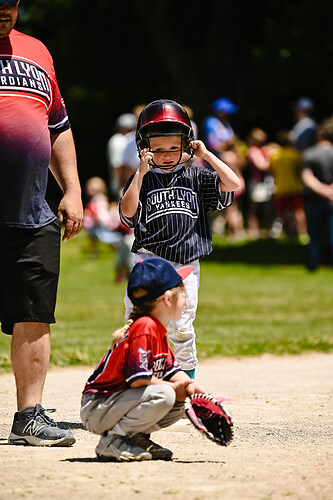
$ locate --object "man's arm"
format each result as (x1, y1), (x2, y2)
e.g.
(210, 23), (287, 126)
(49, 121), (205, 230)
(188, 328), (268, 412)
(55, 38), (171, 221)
(301, 168), (333, 202)
(50, 129), (83, 241)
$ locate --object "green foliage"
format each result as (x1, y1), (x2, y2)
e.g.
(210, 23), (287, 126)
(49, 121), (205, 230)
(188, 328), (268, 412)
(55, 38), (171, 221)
(0, 232), (332, 372)
(14, 1), (333, 191)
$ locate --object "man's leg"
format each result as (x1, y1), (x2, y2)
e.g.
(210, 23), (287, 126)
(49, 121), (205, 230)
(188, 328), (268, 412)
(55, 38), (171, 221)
(304, 201), (322, 271)
(328, 205), (333, 266)
(9, 321), (75, 446)
(11, 322), (50, 412)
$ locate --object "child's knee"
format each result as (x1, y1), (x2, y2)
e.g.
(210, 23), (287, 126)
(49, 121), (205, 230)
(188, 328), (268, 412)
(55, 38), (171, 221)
(153, 385), (176, 410)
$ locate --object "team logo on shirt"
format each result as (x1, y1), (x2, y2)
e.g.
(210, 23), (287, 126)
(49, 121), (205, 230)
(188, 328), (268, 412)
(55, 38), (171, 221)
(145, 187), (199, 223)
(0, 58), (51, 105)
(138, 348), (151, 371)
(153, 357), (167, 379)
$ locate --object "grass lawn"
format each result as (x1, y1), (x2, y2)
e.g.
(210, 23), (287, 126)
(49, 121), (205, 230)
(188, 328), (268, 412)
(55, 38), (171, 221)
(0, 231), (332, 371)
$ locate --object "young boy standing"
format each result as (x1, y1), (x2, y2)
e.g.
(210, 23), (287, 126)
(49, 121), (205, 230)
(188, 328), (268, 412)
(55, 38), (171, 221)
(119, 100), (240, 377)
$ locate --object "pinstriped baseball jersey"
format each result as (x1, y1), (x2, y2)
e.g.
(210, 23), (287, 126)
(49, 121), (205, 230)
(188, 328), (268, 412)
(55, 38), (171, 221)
(119, 166), (234, 264)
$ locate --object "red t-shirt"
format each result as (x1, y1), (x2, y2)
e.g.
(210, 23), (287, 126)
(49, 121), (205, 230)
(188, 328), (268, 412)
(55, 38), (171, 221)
(0, 29), (70, 227)
(83, 316), (182, 398)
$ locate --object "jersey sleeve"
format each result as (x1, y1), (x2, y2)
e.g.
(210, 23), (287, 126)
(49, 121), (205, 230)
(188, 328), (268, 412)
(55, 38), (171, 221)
(124, 333), (155, 385)
(163, 345), (182, 381)
(47, 54), (71, 134)
(199, 167), (234, 212)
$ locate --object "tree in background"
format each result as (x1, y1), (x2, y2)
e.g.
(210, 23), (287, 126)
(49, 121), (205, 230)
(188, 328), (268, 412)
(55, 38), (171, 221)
(16, 0), (333, 195)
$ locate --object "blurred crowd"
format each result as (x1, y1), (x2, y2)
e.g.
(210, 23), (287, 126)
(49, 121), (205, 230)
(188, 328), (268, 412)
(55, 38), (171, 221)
(83, 97), (333, 274)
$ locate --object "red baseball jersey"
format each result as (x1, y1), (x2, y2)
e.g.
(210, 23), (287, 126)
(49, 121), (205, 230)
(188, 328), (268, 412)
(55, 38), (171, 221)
(83, 316), (182, 397)
(0, 29), (70, 227)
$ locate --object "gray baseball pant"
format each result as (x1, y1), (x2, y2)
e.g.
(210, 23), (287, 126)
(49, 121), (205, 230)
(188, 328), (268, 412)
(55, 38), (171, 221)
(80, 384), (185, 436)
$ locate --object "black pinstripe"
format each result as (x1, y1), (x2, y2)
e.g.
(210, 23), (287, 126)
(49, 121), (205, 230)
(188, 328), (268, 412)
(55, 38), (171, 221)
(119, 166), (234, 265)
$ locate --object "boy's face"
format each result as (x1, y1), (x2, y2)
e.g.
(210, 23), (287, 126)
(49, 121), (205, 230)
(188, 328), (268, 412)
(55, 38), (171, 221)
(149, 136), (182, 171)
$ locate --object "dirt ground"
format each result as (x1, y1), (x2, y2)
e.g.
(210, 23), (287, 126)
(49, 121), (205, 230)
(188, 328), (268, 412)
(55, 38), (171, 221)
(0, 352), (332, 500)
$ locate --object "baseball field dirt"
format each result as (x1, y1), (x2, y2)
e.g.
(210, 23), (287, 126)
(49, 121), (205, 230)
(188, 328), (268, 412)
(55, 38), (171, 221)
(0, 352), (332, 499)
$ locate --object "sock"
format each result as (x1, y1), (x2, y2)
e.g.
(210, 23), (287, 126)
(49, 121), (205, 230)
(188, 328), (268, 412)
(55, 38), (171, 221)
(183, 368), (195, 379)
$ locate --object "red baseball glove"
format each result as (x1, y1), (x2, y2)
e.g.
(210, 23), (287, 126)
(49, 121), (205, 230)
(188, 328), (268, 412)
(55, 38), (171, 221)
(185, 394), (234, 446)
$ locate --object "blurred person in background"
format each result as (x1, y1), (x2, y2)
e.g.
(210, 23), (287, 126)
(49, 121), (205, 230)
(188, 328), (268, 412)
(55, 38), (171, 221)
(220, 138), (246, 239)
(203, 97), (239, 234)
(119, 104), (145, 189)
(202, 97), (238, 156)
(290, 97), (317, 153)
(106, 113), (137, 199)
(301, 118), (333, 270)
(244, 128), (275, 238)
(84, 177), (133, 282)
(270, 130), (307, 240)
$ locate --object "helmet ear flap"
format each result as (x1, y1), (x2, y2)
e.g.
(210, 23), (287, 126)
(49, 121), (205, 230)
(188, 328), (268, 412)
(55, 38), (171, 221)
(183, 134), (191, 154)
(140, 139), (149, 150)
(183, 129), (194, 155)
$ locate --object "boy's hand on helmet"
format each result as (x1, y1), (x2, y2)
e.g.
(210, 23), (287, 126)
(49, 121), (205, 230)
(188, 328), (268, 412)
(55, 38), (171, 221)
(139, 148), (154, 174)
(190, 140), (208, 159)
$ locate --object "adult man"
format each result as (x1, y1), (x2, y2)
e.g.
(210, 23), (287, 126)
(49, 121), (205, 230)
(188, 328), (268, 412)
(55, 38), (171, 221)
(0, 1), (83, 446)
(290, 97), (317, 153)
(301, 118), (333, 271)
(106, 113), (137, 198)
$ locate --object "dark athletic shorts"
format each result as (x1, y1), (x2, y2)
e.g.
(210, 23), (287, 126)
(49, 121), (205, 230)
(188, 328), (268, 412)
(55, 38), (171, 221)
(0, 219), (61, 335)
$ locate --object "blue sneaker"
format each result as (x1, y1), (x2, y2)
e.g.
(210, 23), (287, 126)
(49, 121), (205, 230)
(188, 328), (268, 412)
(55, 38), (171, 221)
(8, 404), (76, 447)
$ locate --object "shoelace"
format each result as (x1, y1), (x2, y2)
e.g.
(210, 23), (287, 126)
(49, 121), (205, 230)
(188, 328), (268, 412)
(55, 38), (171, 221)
(34, 407), (57, 427)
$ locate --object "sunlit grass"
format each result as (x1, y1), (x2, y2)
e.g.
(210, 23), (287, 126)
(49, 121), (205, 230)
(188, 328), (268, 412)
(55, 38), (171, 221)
(0, 231), (332, 371)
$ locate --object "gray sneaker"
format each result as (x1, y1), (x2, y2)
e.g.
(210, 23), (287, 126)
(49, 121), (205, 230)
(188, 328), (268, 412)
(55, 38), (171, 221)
(95, 433), (152, 462)
(130, 433), (173, 460)
(8, 404), (76, 447)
